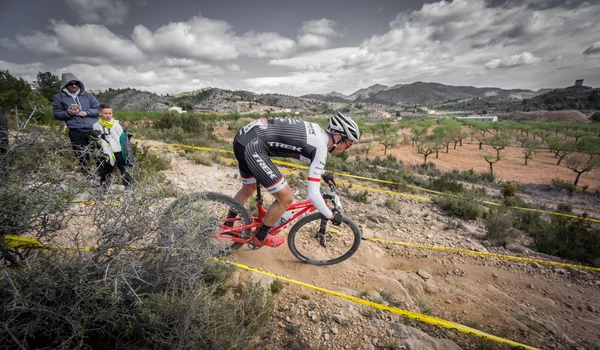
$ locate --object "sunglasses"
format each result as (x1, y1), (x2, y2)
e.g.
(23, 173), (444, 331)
(67, 82), (78, 86)
(343, 138), (353, 148)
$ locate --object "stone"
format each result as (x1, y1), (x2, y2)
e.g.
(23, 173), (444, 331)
(331, 327), (339, 335)
(588, 305), (597, 313)
(332, 315), (346, 324)
(361, 228), (374, 240)
(417, 269), (433, 280)
(505, 243), (530, 253)
(424, 283), (439, 294)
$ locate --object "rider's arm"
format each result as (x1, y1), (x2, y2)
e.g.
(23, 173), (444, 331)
(306, 148), (333, 219)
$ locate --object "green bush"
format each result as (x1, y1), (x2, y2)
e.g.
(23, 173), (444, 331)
(530, 216), (600, 266)
(431, 176), (464, 193)
(485, 209), (518, 245)
(502, 195), (527, 208)
(512, 209), (543, 232)
(500, 181), (517, 198)
(353, 190), (370, 203)
(184, 150), (213, 166)
(551, 179), (577, 195)
(271, 280), (285, 294)
(384, 196), (402, 213)
(434, 193), (484, 220)
(556, 203), (573, 213)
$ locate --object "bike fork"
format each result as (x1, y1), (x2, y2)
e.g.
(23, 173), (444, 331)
(315, 218), (328, 247)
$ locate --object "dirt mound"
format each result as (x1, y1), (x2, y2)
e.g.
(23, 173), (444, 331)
(506, 110), (590, 123)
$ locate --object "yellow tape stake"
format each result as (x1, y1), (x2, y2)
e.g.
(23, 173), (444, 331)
(216, 258), (539, 350)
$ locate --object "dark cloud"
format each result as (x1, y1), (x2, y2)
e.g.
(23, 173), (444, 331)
(583, 42), (600, 55)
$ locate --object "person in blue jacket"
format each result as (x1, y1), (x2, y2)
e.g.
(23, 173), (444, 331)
(52, 73), (100, 182)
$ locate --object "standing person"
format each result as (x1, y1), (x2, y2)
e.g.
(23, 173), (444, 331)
(229, 111), (360, 247)
(52, 73), (99, 184)
(93, 104), (134, 191)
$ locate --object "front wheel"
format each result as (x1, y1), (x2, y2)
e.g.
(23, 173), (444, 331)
(287, 213), (361, 266)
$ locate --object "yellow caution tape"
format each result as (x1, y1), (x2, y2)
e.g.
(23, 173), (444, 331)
(217, 258), (539, 350)
(367, 237), (600, 272)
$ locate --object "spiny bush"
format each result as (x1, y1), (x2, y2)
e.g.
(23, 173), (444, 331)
(500, 181), (517, 198)
(0, 127), (273, 349)
(384, 196), (402, 213)
(434, 193), (484, 220)
(353, 190), (370, 203)
(485, 209), (518, 245)
(431, 176), (464, 193)
(184, 150), (213, 166)
(556, 203), (573, 213)
(530, 216), (600, 266)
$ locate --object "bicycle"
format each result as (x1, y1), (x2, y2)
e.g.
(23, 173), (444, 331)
(159, 177), (362, 265)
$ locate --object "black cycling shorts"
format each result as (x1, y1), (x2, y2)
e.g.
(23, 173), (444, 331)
(233, 127), (287, 194)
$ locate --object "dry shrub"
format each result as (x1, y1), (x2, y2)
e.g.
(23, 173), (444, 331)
(1, 128), (273, 349)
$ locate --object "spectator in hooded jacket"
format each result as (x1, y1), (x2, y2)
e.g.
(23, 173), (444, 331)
(93, 104), (133, 190)
(52, 73), (100, 183)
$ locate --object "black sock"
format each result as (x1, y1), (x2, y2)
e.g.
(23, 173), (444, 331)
(224, 209), (238, 227)
(254, 223), (272, 241)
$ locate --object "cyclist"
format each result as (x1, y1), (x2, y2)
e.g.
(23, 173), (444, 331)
(228, 111), (361, 247)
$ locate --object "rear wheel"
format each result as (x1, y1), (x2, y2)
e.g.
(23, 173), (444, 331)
(159, 192), (252, 256)
(287, 213), (361, 266)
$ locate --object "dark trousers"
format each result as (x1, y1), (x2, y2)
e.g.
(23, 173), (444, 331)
(68, 129), (94, 176)
(99, 151), (134, 187)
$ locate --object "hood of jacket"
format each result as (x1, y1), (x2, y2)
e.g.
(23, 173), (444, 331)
(60, 73), (86, 92)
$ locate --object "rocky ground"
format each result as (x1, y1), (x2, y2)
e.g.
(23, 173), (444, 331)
(145, 141), (600, 350)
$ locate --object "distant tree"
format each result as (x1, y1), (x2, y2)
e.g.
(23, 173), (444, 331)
(0, 70), (33, 110)
(375, 121), (393, 137)
(523, 139), (541, 165)
(576, 136), (600, 160)
(565, 154), (600, 186)
(481, 110), (488, 115)
(547, 137), (576, 165)
(34, 71), (60, 102)
(482, 150), (500, 176)
(395, 111), (401, 117)
(485, 132), (512, 160)
(415, 136), (438, 165)
(361, 142), (373, 156)
(379, 135), (397, 155)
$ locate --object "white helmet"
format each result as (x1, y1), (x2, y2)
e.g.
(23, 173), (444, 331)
(328, 111), (361, 142)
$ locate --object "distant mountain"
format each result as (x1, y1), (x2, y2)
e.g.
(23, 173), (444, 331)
(348, 84), (388, 101)
(301, 93), (351, 103)
(356, 81), (544, 105)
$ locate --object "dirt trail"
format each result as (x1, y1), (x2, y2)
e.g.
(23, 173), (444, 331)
(151, 142), (600, 349)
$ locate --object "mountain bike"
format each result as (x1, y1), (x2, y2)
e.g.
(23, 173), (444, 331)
(159, 177), (362, 265)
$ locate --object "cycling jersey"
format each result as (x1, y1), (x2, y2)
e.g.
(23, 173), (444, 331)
(233, 117), (333, 219)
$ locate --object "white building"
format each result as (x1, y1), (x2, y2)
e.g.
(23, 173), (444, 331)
(368, 110), (391, 119)
(456, 115), (498, 122)
(168, 106), (187, 114)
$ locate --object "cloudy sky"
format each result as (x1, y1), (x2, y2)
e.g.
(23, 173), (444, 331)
(1, 0), (599, 96)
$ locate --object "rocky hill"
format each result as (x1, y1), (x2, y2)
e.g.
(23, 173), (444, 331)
(360, 82), (543, 105)
(95, 88), (173, 111)
(95, 82), (598, 115)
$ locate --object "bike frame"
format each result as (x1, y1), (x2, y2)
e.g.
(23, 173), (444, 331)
(216, 185), (320, 243)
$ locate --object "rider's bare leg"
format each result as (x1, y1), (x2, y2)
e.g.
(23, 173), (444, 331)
(253, 185), (293, 243)
(233, 182), (257, 205)
(263, 184), (294, 226)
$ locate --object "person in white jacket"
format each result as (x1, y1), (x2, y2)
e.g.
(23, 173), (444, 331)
(93, 104), (134, 190)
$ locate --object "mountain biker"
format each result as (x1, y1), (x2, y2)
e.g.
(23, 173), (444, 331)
(229, 111), (361, 248)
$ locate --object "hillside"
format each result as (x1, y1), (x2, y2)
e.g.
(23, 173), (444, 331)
(360, 82), (543, 105)
(95, 88), (173, 111)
